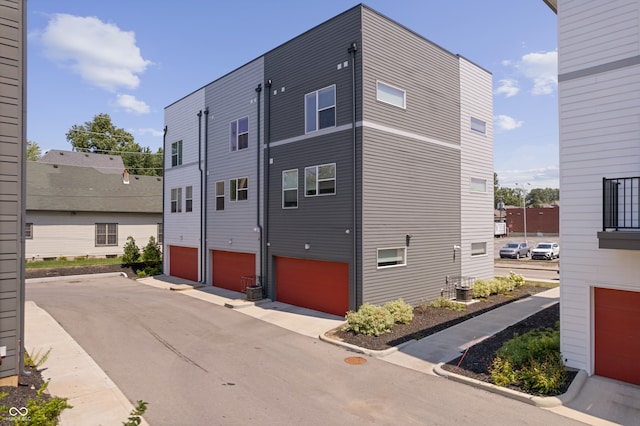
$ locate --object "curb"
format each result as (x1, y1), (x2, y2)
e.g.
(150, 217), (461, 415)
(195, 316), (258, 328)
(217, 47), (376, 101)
(26, 272), (128, 284)
(433, 363), (588, 407)
(318, 331), (414, 358)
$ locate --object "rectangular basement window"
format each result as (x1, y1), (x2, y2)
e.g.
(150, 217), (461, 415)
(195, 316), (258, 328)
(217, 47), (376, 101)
(377, 247), (406, 268)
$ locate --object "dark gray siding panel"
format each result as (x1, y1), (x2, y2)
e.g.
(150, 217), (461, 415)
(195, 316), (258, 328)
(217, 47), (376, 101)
(361, 7), (460, 147)
(267, 130), (354, 262)
(0, 0), (24, 380)
(360, 127), (461, 307)
(264, 6), (362, 142)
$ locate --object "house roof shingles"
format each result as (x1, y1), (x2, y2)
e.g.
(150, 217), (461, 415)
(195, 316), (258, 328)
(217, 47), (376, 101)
(39, 150), (125, 174)
(27, 161), (162, 214)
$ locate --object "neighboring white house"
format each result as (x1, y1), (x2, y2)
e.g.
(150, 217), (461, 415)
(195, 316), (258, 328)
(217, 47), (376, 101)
(549, 0), (640, 386)
(26, 160), (163, 260)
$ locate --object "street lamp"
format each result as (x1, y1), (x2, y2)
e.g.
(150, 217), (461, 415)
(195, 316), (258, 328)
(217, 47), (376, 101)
(515, 182), (531, 242)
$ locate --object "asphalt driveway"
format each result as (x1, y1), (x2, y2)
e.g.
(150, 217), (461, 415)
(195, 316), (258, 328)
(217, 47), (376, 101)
(26, 276), (582, 425)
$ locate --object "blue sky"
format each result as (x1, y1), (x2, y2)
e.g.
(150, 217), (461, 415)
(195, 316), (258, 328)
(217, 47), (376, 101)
(27, 1), (558, 188)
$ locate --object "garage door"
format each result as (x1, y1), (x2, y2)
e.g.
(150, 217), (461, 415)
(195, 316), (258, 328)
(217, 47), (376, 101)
(594, 287), (640, 385)
(276, 257), (349, 317)
(212, 250), (255, 292)
(169, 246), (198, 282)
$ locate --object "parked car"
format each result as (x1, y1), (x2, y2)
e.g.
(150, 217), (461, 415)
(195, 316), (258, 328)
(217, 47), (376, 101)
(531, 242), (560, 260)
(499, 242), (530, 259)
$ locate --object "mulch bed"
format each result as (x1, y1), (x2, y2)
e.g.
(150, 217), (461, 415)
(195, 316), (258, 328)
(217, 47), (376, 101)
(0, 365), (50, 425)
(25, 263), (138, 280)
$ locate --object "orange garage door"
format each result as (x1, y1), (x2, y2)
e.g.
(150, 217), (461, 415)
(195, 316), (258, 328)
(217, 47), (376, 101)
(212, 250), (256, 292)
(169, 246), (198, 282)
(594, 287), (640, 385)
(276, 257), (349, 317)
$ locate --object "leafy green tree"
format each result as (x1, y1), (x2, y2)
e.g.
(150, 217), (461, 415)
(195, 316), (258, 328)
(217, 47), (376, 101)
(142, 236), (162, 264)
(26, 140), (42, 161)
(122, 236), (141, 265)
(66, 113), (163, 176)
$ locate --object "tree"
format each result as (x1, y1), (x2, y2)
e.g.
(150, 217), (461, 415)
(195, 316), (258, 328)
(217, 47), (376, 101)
(26, 140), (42, 161)
(66, 113), (163, 176)
(122, 236), (141, 265)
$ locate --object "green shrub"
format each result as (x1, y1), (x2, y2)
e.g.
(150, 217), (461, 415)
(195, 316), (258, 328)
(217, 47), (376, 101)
(122, 236), (141, 265)
(142, 236), (162, 264)
(0, 381), (72, 426)
(123, 400), (149, 426)
(24, 348), (52, 369)
(383, 299), (414, 324)
(430, 297), (466, 312)
(472, 279), (491, 298)
(56, 256), (67, 262)
(509, 271), (525, 287)
(489, 323), (566, 394)
(342, 303), (395, 336)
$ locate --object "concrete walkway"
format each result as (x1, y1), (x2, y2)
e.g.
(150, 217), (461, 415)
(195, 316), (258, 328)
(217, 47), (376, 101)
(26, 273), (640, 425)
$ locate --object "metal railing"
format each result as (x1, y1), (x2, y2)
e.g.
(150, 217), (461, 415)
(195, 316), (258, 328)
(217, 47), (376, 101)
(443, 275), (476, 299)
(603, 177), (640, 230)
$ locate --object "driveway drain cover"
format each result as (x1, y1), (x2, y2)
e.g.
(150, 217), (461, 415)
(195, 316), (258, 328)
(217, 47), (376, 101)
(344, 356), (367, 365)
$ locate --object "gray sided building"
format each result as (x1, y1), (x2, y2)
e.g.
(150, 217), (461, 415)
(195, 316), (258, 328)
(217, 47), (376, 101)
(164, 4), (493, 316)
(0, 0), (26, 384)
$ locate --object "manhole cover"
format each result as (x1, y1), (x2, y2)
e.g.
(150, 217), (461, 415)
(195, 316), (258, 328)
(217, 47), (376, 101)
(344, 356), (367, 365)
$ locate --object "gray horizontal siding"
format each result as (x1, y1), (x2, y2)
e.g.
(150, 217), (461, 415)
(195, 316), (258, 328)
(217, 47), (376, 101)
(361, 126), (461, 307)
(361, 7), (460, 147)
(264, 6), (362, 142)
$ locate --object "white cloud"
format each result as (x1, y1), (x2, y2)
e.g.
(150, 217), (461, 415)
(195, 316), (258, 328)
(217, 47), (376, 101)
(516, 51), (557, 95)
(496, 166), (559, 189)
(495, 79), (520, 98)
(116, 94), (150, 114)
(41, 14), (151, 91)
(494, 114), (524, 131)
(137, 128), (164, 137)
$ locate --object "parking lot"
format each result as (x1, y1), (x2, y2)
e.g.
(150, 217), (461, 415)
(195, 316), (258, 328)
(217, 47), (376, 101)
(494, 235), (560, 260)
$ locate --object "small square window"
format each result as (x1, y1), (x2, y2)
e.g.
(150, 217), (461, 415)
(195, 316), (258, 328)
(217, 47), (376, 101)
(377, 247), (406, 268)
(230, 177), (248, 201)
(471, 117), (486, 134)
(471, 242), (487, 256)
(305, 163), (336, 196)
(470, 178), (487, 193)
(25, 223), (33, 239)
(96, 223), (118, 246)
(376, 81), (406, 109)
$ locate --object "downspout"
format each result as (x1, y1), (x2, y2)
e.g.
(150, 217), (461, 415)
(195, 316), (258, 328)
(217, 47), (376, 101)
(197, 110), (204, 283)
(264, 79), (272, 297)
(348, 42), (358, 309)
(162, 125), (167, 272)
(255, 84), (263, 288)
(203, 107), (209, 283)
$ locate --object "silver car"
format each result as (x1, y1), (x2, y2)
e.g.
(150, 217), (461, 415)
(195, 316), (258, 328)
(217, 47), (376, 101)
(499, 242), (530, 259)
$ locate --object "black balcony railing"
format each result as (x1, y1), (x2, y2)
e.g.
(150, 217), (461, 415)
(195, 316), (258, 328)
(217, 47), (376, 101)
(603, 177), (640, 230)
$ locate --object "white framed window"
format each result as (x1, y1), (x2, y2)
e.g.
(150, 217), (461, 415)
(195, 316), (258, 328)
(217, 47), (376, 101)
(230, 117), (249, 151)
(25, 223), (33, 239)
(185, 186), (193, 212)
(171, 140), (183, 167)
(377, 247), (406, 268)
(305, 85), (336, 133)
(470, 178), (487, 193)
(96, 223), (118, 246)
(376, 81), (406, 109)
(230, 177), (248, 201)
(471, 242), (487, 256)
(305, 163), (336, 196)
(471, 117), (486, 134)
(171, 187), (182, 213)
(215, 181), (225, 211)
(282, 169), (298, 208)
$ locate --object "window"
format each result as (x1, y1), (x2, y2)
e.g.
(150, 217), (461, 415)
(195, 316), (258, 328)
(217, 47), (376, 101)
(25, 223), (33, 239)
(185, 186), (193, 212)
(471, 117), (486, 134)
(157, 223), (163, 245)
(305, 85), (336, 133)
(377, 248), (406, 268)
(230, 177), (248, 201)
(376, 81), (406, 108)
(171, 188), (182, 213)
(282, 169), (298, 208)
(96, 223), (118, 246)
(471, 242), (487, 256)
(230, 117), (249, 151)
(215, 181), (225, 211)
(171, 140), (183, 167)
(470, 178), (487, 193)
(305, 163), (336, 196)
